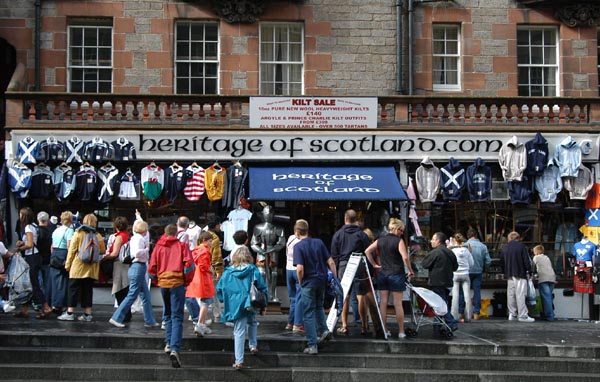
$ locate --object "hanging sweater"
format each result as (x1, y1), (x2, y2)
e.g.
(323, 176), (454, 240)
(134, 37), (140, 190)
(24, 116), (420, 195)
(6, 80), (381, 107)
(525, 132), (548, 176)
(466, 158), (492, 202)
(535, 158), (563, 203)
(415, 156), (441, 203)
(498, 135), (527, 181)
(440, 157), (465, 201)
(205, 165), (226, 201)
(554, 136), (582, 177)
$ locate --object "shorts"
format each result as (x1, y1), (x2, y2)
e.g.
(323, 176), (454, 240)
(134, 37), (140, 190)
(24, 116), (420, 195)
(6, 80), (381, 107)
(199, 297), (215, 307)
(376, 273), (407, 292)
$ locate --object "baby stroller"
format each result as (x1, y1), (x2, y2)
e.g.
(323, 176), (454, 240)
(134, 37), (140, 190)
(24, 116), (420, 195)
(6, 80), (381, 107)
(404, 282), (454, 339)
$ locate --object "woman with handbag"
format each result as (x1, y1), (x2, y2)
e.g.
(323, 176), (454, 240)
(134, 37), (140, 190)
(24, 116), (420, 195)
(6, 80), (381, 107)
(216, 246), (267, 370)
(47, 211), (75, 315)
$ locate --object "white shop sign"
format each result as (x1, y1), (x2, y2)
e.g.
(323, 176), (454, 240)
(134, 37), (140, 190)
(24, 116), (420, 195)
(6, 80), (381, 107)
(249, 97), (378, 129)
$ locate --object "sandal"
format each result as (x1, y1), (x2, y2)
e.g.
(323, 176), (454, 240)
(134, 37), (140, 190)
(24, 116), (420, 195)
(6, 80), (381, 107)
(36, 310), (53, 319)
(336, 326), (348, 335)
(232, 363), (244, 370)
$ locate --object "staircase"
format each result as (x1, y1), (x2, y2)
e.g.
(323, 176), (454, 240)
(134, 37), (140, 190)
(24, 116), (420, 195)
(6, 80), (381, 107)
(1, 306), (599, 381)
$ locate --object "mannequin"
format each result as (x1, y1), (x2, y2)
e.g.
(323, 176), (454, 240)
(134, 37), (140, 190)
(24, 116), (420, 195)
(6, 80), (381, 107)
(251, 205), (285, 302)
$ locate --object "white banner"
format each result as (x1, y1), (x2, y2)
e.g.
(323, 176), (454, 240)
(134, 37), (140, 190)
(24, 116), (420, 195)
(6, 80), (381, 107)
(250, 97), (378, 129)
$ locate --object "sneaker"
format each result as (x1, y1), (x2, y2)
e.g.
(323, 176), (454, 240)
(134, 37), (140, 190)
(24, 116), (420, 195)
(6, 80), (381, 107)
(518, 316), (535, 323)
(250, 347), (259, 355)
(164, 344), (171, 354)
(292, 325), (305, 333)
(169, 351), (181, 368)
(318, 330), (332, 344)
(161, 320), (165, 330)
(225, 322), (234, 327)
(144, 322), (161, 329)
(57, 312), (75, 321)
(109, 318), (125, 328)
(508, 314), (518, 321)
(205, 319), (212, 326)
(195, 323), (211, 336)
(284, 323), (294, 330)
(303, 346), (318, 355)
(398, 332), (407, 339)
(78, 314), (92, 322)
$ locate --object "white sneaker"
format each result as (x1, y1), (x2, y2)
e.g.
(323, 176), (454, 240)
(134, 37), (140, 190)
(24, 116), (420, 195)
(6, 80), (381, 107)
(161, 320), (165, 330)
(398, 332), (407, 339)
(109, 318), (125, 328)
(518, 316), (535, 323)
(78, 314), (93, 322)
(164, 344), (171, 354)
(194, 323), (206, 336)
(203, 325), (212, 335)
(57, 312), (75, 321)
(508, 314), (517, 321)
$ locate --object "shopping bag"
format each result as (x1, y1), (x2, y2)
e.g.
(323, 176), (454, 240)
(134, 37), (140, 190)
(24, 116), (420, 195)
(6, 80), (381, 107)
(6, 254), (32, 306)
(526, 278), (537, 306)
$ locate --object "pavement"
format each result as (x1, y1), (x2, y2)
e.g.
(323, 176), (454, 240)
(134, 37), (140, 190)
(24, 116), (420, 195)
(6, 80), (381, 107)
(2, 303), (600, 352)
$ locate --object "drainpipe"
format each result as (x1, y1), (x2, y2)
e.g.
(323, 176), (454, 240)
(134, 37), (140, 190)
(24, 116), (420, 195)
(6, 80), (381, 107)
(396, 0), (404, 94)
(34, 0), (41, 91)
(407, 0), (414, 95)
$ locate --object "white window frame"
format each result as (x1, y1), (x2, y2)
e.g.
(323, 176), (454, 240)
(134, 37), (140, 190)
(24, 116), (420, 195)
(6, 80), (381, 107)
(67, 24), (113, 93)
(432, 24), (461, 92)
(174, 21), (219, 95)
(259, 22), (304, 96)
(517, 26), (559, 96)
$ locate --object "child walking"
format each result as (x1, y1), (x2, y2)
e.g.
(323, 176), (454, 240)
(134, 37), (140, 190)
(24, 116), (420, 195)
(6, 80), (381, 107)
(532, 245), (557, 321)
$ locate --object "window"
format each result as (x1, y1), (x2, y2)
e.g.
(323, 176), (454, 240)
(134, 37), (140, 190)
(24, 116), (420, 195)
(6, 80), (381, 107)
(432, 25), (460, 91)
(68, 22), (112, 93)
(517, 27), (558, 96)
(175, 22), (219, 94)
(260, 23), (303, 95)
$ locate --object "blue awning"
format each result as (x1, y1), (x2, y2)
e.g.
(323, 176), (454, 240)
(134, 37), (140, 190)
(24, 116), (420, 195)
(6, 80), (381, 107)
(249, 166), (407, 201)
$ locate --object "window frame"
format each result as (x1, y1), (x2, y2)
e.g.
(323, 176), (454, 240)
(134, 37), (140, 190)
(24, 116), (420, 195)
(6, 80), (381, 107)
(67, 23), (113, 93)
(259, 22), (304, 96)
(517, 26), (560, 96)
(432, 24), (461, 92)
(174, 21), (220, 95)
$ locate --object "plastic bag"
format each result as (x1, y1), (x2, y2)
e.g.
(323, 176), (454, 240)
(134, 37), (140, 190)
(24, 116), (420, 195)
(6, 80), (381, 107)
(6, 254), (32, 306)
(526, 278), (537, 306)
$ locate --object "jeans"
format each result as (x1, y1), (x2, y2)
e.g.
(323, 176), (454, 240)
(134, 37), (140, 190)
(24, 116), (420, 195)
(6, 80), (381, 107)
(47, 266), (68, 308)
(286, 269), (303, 326)
(460, 273), (483, 314)
(301, 285), (327, 348)
(430, 286), (458, 329)
(451, 273), (471, 320)
(161, 284), (185, 352)
(233, 311), (257, 364)
(111, 263), (157, 325)
(538, 282), (555, 320)
(185, 297), (199, 322)
(24, 254), (46, 306)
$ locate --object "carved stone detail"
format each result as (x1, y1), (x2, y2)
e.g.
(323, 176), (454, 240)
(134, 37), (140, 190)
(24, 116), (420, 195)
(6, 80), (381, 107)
(555, 4), (600, 27)
(209, 0), (267, 23)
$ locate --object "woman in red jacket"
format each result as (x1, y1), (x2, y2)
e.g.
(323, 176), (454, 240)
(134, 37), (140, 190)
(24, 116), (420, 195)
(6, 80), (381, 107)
(186, 231), (216, 337)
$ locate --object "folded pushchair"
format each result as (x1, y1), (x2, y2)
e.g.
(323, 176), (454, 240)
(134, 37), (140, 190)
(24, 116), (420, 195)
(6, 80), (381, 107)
(5, 254), (32, 308)
(404, 282), (454, 339)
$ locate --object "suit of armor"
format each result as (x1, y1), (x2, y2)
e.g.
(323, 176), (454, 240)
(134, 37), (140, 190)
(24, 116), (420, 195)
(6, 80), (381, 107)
(251, 205), (285, 302)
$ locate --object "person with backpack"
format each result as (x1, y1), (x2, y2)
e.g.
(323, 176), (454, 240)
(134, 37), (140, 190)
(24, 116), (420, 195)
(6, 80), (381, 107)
(13, 207), (53, 319)
(102, 216), (131, 322)
(36, 211), (55, 317)
(109, 219), (159, 328)
(58, 213), (106, 322)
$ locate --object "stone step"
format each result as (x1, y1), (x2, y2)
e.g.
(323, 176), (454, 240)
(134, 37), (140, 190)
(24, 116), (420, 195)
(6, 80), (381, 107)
(1, 347), (599, 374)
(3, 332), (599, 359)
(0, 364), (598, 382)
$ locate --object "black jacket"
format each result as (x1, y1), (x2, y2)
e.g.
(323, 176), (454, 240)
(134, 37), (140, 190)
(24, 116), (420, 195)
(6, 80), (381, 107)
(330, 224), (370, 265)
(421, 244), (458, 287)
(499, 240), (532, 279)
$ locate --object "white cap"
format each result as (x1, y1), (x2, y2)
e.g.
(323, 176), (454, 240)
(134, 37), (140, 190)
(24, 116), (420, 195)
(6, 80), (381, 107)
(50, 216), (58, 225)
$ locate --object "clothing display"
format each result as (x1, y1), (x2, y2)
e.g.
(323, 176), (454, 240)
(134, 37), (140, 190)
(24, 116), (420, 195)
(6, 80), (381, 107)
(30, 163), (54, 199)
(16, 136), (41, 164)
(440, 157), (465, 201)
(573, 238), (596, 263)
(84, 137), (115, 164)
(39, 137), (65, 162)
(64, 137), (85, 164)
(222, 162), (248, 210)
(7, 160), (32, 199)
(140, 163), (164, 201)
(163, 162), (185, 202)
(563, 165), (594, 200)
(111, 137), (137, 162)
(508, 174), (534, 204)
(534, 158), (562, 203)
(97, 163), (119, 204)
(183, 163), (205, 202)
(74, 163), (97, 201)
(415, 156), (441, 203)
(498, 135), (527, 181)
(554, 222), (578, 254)
(525, 132), (548, 176)
(554, 136), (582, 177)
(205, 163), (226, 202)
(466, 158), (492, 202)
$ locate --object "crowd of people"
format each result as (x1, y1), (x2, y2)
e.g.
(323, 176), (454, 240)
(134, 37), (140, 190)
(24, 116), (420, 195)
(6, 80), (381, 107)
(0, 205), (558, 369)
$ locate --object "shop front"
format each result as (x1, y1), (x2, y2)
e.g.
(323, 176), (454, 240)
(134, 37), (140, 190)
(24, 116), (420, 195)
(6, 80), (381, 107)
(6, 128), (600, 318)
